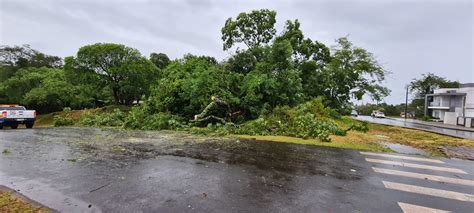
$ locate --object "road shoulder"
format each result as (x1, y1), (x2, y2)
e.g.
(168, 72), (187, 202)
(0, 185), (56, 213)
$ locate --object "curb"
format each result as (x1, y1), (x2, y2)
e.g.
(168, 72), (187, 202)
(385, 117), (474, 133)
(0, 185), (58, 213)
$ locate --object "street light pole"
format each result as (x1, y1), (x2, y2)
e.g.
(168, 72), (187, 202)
(405, 85), (409, 121)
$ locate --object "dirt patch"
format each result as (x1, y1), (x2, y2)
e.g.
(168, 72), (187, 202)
(439, 146), (474, 160)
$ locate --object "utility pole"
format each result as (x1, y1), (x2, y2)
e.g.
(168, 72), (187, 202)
(405, 85), (409, 121)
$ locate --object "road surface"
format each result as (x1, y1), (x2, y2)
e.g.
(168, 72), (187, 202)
(356, 115), (474, 140)
(1, 128), (473, 212)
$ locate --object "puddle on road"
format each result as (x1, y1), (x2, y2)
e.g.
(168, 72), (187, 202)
(373, 134), (428, 156)
(380, 142), (428, 156)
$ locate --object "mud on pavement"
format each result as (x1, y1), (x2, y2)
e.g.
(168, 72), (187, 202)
(66, 128), (362, 180)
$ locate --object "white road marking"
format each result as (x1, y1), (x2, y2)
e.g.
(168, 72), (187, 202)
(365, 158), (467, 174)
(373, 167), (474, 186)
(397, 202), (451, 213)
(383, 181), (474, 202)
(360, 152), (444, 164)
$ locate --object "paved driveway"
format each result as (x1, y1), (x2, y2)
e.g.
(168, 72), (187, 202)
(1, 128), (473, 212)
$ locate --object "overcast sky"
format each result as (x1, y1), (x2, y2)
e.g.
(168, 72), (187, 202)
(1, 0), (472, 104)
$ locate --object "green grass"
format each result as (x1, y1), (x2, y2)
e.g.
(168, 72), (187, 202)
(365, 123), (474, 156)
(234, 134), (392, 152)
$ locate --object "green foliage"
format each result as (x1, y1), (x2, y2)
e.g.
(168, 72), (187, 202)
(221, 9), (277, 50)
(2, 9), (395, 142)
(233, 98), (345, 142)
(53, 108), (74, 127)
(225, 49), (257, 74)
(0, 45), (62, 77)
(321, 37), (390, 110)
(149, 52), (170, 69)
(148, 55), (240, 118)
(65, 43), (158, 105)
(0, 67), (92, 113)
(409, 73), (460, 99)
(350, 121), (369, 133)
(79, 109), (126, 127)
(124, 105), (184, 130)
(421, 115), (431, 121)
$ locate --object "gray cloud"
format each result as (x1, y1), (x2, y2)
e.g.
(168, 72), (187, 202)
(1, 0), (472, 104)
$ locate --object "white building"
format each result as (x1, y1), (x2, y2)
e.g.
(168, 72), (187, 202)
(425, 83), (474, 127)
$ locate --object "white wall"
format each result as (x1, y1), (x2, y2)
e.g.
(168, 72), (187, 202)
(444, 112), (459, 125)
(466, 109), (474, 117)
(462, 87), (474, 110)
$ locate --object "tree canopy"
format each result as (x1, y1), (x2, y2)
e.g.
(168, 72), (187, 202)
(65, 43), (158, 105)
(221, 9), (277, 50)
(150, 52), (170, 69)
(409, 72), (460, 98)
(1, 9), (395, 118)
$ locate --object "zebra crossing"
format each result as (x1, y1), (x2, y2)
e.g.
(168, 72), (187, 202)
(360, 151), (474, 213)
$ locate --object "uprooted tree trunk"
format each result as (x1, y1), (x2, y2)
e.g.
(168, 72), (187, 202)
(191, 97), (239, 126)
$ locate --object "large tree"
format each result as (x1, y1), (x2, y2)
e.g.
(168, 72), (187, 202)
(409, 73), (460, 99)
(276, 19), (331, 100)
(65, 43), (158, 105)
(221, 9), (277, 51)
(322, 37), (390, 110)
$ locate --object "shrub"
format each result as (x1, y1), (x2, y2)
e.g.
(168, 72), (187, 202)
(235, 118), (272, 135)
(350, 121), (369, 133)
(53, 108), (74, 126)
(420, 115), (431, 121)
(123, 105), (149, 129)
(145, 112), (184, 130)
(229, 98), (346, 142)
(53, 115), (74, 126)
(124, 105), (185, 130)
(79, 109), (126, 127)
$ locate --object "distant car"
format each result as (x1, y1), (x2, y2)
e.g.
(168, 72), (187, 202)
(351, 110), (358, 117)
(400, 112), (413, 118)
(0, 105), (36, 129)
(371, 111), (385, 118)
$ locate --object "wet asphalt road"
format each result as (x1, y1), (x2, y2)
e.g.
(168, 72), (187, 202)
(355, 115), (474, 140)
(0, 128), (473, 213)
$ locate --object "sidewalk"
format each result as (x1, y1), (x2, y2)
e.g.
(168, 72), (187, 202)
(389, 117), (474, 132)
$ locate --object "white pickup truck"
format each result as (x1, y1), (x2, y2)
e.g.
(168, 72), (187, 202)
(0, 105), (36, 129)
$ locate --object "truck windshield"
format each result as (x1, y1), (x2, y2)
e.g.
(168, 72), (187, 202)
(0, 106), (26, 110)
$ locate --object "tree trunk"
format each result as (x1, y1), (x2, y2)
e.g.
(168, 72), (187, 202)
(112, 88), (120, 105)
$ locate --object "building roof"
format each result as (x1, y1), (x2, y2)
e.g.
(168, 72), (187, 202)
(426, 92), (467, 96)
(460, 83), (474, 88)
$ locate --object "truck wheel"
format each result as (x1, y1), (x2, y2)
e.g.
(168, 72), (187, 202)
(26, 123), (34, 129)
(11, 124), (18, 129)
